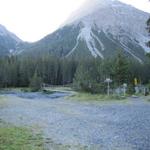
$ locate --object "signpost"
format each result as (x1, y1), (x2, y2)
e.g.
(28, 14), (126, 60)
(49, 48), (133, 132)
(123, 83), (127, 97)
(134, 78), (139, 94)
(105, 78), (112, 96)
(134, 78), (138, 86)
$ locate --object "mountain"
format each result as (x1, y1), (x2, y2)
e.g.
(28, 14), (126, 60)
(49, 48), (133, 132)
(1, 0), (150, 63)
(0, 24), (22, 56)
(18, 0), (150, 63)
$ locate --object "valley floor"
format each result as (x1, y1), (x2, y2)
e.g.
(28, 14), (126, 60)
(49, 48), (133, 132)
(0, 90), (150, 150)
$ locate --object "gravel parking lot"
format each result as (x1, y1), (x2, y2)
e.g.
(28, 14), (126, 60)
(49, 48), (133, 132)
(0, 91), (150, 150)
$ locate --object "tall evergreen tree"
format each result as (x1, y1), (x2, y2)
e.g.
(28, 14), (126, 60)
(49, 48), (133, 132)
(29, 71), (43, 92)
(73, 61), (96, 92)
(114, 51), (129, 86)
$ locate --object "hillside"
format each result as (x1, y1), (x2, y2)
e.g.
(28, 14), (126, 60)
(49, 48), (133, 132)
(0, 24), (22, 55)
(18, 0), (150, 62)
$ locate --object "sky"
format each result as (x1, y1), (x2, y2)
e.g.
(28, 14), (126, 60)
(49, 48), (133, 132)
(0, 0), (149, 42)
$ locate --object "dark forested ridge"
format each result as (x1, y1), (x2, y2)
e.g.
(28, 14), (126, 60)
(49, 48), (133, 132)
(0, 54), (78, 88)
(0, 51), (150, 93)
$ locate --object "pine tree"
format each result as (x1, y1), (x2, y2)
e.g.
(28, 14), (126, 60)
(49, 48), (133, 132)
(114, 51), (129, 86)
(30, 71), (42, 92)
(73, 59), (101, 93)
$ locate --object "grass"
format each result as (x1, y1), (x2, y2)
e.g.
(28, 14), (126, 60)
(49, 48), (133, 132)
(0, 87), (23, 92)
(0, 86), (73, 93)
(144, 95), (150, 102)
(0, 121), (91, 150)
(42, 89), (55, 94)
(45, 86), (72, 92)
(67, 92), (127, 102)
(0, 122), (44, 150)
(20, 88), (32, 92)
(0, 96), (8, 108)
(0, 121), (89, 150)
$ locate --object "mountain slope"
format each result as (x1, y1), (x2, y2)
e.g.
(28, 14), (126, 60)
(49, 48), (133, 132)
(20, 0), (150, 62)
(0, 24), (22, 55)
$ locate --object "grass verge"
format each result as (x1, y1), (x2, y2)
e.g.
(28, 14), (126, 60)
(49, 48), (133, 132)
(45, 86), (72, 92)
(0, 96), (8, 108)
(144, 95), (150, 102)
(0, 122), (44, 150)
(67, 92), (127, 102)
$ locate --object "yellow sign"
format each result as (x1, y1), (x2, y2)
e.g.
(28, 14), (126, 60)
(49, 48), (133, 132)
(134, 78), (138, 85)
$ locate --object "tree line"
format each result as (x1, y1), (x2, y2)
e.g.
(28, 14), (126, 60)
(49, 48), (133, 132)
(0, 51), (150, 93)
(73, 52), (150, 94)
(0, 54), (78, 88)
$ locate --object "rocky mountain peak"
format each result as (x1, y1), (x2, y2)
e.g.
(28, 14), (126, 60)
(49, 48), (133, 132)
(63, 0), (150, 62)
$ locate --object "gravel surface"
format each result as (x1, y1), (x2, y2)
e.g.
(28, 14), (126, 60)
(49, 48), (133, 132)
(0, 91), (150, 150)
